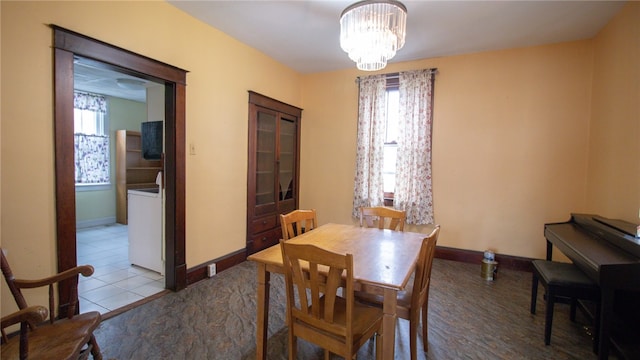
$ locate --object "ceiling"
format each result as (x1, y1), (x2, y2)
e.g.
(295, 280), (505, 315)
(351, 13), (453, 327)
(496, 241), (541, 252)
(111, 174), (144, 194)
(74, 1), (626, 101)
(168, 0), (625, 74)
(74, 59), (159, 103)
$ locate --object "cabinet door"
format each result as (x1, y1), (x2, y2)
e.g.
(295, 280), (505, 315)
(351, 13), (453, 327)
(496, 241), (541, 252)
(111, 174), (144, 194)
(254, 107), (278, 215)
(279, 115), (297, 206)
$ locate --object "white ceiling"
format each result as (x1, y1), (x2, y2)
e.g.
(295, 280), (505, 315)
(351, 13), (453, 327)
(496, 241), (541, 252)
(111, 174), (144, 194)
(75, 1), (626, 101)
(74, 59), (159, 103)
(168, 0), (626, 74)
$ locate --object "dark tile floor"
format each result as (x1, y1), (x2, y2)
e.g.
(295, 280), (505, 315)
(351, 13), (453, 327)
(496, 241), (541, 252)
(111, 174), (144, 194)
(94, 258), (603, 359)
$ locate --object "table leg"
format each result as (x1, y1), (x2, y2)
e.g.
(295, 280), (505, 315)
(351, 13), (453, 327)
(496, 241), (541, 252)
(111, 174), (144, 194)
(256, 264), (270, 360)
(382, 288), (398, 359)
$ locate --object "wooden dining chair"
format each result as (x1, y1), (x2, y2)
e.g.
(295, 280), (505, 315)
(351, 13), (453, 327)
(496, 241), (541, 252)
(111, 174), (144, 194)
(1, 248), (103, 360)
(359, 206), (406, 231)
(356, 225), (440, 360)
(280, 241), (383, 360)
(280, 209), (318, 240)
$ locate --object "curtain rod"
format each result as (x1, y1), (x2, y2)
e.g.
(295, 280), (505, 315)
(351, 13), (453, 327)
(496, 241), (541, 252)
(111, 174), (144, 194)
(356, 68), (438, 83)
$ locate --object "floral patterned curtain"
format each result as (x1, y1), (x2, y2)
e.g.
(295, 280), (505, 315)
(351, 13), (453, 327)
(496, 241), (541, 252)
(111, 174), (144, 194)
(74, 91), (109, 184)
(74, 91), (107, 112)
(352, 69), (436, 224)
(352, 74), (388, 217)
(395, 69), (435, 224)
(74, 134), (110, 184)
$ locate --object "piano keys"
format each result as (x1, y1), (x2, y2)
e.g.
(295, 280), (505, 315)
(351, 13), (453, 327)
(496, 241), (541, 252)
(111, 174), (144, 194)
(544, 213), (640, 360)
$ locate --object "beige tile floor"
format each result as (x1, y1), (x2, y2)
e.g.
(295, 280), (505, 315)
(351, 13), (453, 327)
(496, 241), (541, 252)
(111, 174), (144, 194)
(76, 224), (165, 315)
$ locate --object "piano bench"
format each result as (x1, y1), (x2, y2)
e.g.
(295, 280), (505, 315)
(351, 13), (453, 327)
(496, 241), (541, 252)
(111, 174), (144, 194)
(530, 260), (600, 350)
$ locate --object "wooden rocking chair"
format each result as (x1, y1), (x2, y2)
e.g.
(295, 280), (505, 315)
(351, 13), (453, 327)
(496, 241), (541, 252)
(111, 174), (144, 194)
(1, 248), (102, 359)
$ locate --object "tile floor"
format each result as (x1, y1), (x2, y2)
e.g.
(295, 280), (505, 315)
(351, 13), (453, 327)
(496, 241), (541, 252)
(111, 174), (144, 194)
(76, 223), (165, 315)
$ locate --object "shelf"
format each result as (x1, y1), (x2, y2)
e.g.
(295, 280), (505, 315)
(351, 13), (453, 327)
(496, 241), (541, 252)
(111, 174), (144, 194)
(127, 183), (157, 189)
(127, 167), (163, 170)
(116, 129), (163, 225)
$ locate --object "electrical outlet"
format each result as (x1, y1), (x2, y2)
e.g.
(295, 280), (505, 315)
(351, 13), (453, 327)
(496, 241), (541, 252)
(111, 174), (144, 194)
(207, 263), (216, 277)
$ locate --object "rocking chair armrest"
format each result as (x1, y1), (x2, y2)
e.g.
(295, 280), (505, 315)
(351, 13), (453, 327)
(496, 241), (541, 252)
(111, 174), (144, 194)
(13, 265), (94, 289)
(1, 305), (48, 329)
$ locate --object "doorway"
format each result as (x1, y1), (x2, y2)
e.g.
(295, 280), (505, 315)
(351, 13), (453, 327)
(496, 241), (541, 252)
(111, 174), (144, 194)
(53, 26), (187, 315)
(74, 59), (167, 313)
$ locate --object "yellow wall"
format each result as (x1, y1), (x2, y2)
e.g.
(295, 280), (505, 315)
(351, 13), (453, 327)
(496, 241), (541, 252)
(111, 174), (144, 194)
(301, 41), (593, 260)
(300, 2), (639, 260)
(1, 0), (301, 315)
(586, 2), (640, 223)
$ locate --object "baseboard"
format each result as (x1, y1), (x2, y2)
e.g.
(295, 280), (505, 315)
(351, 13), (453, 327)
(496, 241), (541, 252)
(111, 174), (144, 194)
(76, 217), (116, 229)
(186, 249), (247, 285)
(435, 246), (534, 272)
(185, 245), (534, 288)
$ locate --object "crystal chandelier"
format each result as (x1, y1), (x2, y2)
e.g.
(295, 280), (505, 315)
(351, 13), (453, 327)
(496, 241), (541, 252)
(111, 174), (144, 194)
(340, 0), (407, 71)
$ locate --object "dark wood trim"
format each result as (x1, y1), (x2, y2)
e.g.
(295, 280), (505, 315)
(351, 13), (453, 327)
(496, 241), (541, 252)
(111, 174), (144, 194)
(182, 245), (534, 290)
(52, 25), (188, 312)
(53, 48), (78, 316)
(52, 25), (186, 85)
(248, 91), (302, 114)
(435, 246), (534, 273)
(186, 249), (247, 286)
(163, 80), (188, 291)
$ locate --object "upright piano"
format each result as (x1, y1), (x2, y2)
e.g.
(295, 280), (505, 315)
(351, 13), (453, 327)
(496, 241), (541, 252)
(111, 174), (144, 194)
(545, 213), (640, 360)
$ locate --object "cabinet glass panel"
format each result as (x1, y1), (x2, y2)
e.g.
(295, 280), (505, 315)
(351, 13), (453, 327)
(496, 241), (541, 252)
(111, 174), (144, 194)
(279, 118), (296, 200)
(256, 111), (276, 205)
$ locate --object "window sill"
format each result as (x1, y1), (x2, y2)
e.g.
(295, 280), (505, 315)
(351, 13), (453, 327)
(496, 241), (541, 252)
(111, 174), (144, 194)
(75, 183), (111, 192)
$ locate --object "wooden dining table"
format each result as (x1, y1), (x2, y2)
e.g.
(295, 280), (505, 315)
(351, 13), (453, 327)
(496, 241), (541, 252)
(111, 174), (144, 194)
(247, 222), (426, 359)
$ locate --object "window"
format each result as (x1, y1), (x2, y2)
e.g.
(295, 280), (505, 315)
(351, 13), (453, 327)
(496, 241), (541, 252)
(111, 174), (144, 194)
(383, 88), (399, 204)
(74, 92), (110, 188)
(353, 69), (436, 225)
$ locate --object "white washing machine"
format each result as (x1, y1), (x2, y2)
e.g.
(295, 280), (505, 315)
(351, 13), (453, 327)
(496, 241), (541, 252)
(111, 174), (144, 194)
(128, 187), (164, 274)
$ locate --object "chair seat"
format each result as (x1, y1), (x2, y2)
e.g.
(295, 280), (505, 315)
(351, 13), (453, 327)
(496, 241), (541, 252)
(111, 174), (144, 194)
(532, 260), (597, 288)
(294, 296), (383, 344)
(1, 311), (101, 360)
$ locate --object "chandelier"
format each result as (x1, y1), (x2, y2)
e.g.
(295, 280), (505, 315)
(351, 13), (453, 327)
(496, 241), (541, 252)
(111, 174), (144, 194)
(340, 0), (407, 71)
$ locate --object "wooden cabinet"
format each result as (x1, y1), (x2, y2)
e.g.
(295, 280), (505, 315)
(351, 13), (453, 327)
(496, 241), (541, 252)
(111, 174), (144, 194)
(247, 91), (302, 254)
(116, 130), (163, 224)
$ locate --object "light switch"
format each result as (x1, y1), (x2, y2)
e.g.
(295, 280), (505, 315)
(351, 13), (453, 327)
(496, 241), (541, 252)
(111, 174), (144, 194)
(189, 142), (196, 155)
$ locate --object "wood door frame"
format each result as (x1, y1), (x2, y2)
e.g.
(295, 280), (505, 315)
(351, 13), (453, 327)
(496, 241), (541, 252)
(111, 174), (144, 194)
(52, 26), (187, 312)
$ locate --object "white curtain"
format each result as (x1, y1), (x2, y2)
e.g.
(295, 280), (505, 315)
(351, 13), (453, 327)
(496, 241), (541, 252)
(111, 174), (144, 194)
(395, 69), (435, 224)
(352, 74), (388, 217)
(352, 69), (435, 224)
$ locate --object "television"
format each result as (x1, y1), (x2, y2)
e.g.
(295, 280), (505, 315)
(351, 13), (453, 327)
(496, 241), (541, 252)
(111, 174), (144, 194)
(141, 121), (163, 160)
